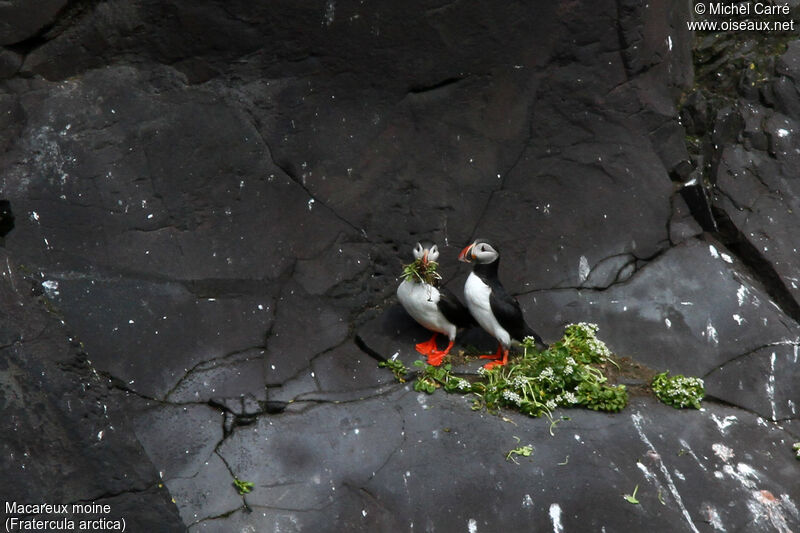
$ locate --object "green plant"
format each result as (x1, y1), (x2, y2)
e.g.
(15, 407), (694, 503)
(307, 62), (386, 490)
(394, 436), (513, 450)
(233, 478), (254, 495)
(623, 484), (640, 505)
(412, 361), (472, 394)
(378, 358), (408, 382)
(560, 322), (615, 364)
(576, 381), (628, 412)
(470, 323), (627, 417)
(380, 323), (628, 421)
(505, 436), (534, 464)
(401, 258), (442, 285)
(651, 371), (704, 409)
(793, 442), (800, 460)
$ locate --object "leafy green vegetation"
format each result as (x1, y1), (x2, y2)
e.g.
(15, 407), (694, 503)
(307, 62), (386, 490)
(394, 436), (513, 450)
(470, 324), (627, 417)
(401, 257), (442, 285)
(412, 361), (471, 394)
(623, 484), (640, 505)
(378, 358), (408, 382)
(651, 371), (705, 409)
(386, 323), (628, 419)
(233, 478), (254, 495)
(505, 436), (534, 464)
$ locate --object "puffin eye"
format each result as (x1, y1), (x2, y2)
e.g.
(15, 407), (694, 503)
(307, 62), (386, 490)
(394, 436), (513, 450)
(480, 245), (486, 252)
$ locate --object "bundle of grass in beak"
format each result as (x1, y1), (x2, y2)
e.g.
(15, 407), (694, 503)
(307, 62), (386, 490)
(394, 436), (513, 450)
(401, 257), (442, 285)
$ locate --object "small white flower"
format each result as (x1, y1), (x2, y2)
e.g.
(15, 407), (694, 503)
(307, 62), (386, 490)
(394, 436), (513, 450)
(502, 390), (523, 406)
(539, 367), (554, 380)
(563, 391), (578, 404)
(545, 399), (557, 410)
(564, 365), (574, 375)
(566, 357), (576, 366)
(511, 376), (528, 389)
(571, 322), (599, 334)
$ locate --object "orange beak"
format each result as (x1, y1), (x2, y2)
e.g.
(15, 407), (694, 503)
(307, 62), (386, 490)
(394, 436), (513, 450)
(421, 250), (429, 267)
(458, 243), (475, 263)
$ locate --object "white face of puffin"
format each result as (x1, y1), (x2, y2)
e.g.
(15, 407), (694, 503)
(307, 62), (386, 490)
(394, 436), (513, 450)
(458, 240), (499, 264)
(412, 242), (440, 264)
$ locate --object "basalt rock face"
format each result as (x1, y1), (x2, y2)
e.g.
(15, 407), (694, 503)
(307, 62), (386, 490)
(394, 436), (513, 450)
(0, 1), (798, 532)
(0, 249), (184, 529)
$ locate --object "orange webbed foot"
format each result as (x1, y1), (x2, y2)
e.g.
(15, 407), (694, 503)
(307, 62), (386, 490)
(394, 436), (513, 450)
(415, 333), (439, 355)
(426, 340), (455, 366)
(427, 352), (446, 366)
(482, 346), (509, 369)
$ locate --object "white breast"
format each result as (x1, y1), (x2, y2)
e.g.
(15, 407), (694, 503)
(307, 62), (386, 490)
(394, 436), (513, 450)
(463, 272), (511, 347)
(397, 280), (458, 340)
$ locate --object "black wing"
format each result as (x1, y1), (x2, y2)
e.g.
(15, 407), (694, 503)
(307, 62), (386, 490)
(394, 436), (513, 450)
(438, 285), (475, 329)
(489, 283), (545, 347)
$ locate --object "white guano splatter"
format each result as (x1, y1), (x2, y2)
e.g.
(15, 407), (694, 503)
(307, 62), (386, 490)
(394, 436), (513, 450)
(636, 461), (664, 493)
(578, 256), (590, 283)
(710, 414), (738, 434)
(726, 463), (759, 490)
(549, 503), (563, 533)
(678, 439), (707, 471)
(712, 443), (735, 463)
(736, 285), (748, 306)
(323, 0), (335, 26)
(767, 352), (777, 421)
(779, 495), (799, 527)
(704, 504), (726, 532)
(706, 320), (719, 345)
(750, 490), (796, 533)
(522, 494), (534, 508)
(467, 518), (477, 533)
(42, 280), (60, 298)
(631, 412), (700, 533)
(715, 451), (798, 533)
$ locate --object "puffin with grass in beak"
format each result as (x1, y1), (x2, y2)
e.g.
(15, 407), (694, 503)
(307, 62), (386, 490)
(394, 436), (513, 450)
(458, 239), (546, 369)
(397, 240), (473, 366)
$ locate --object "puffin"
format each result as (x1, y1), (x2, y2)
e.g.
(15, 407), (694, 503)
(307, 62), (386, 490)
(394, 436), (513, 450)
(458, 239), (546, 369)
(397, 240), (472, 366)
